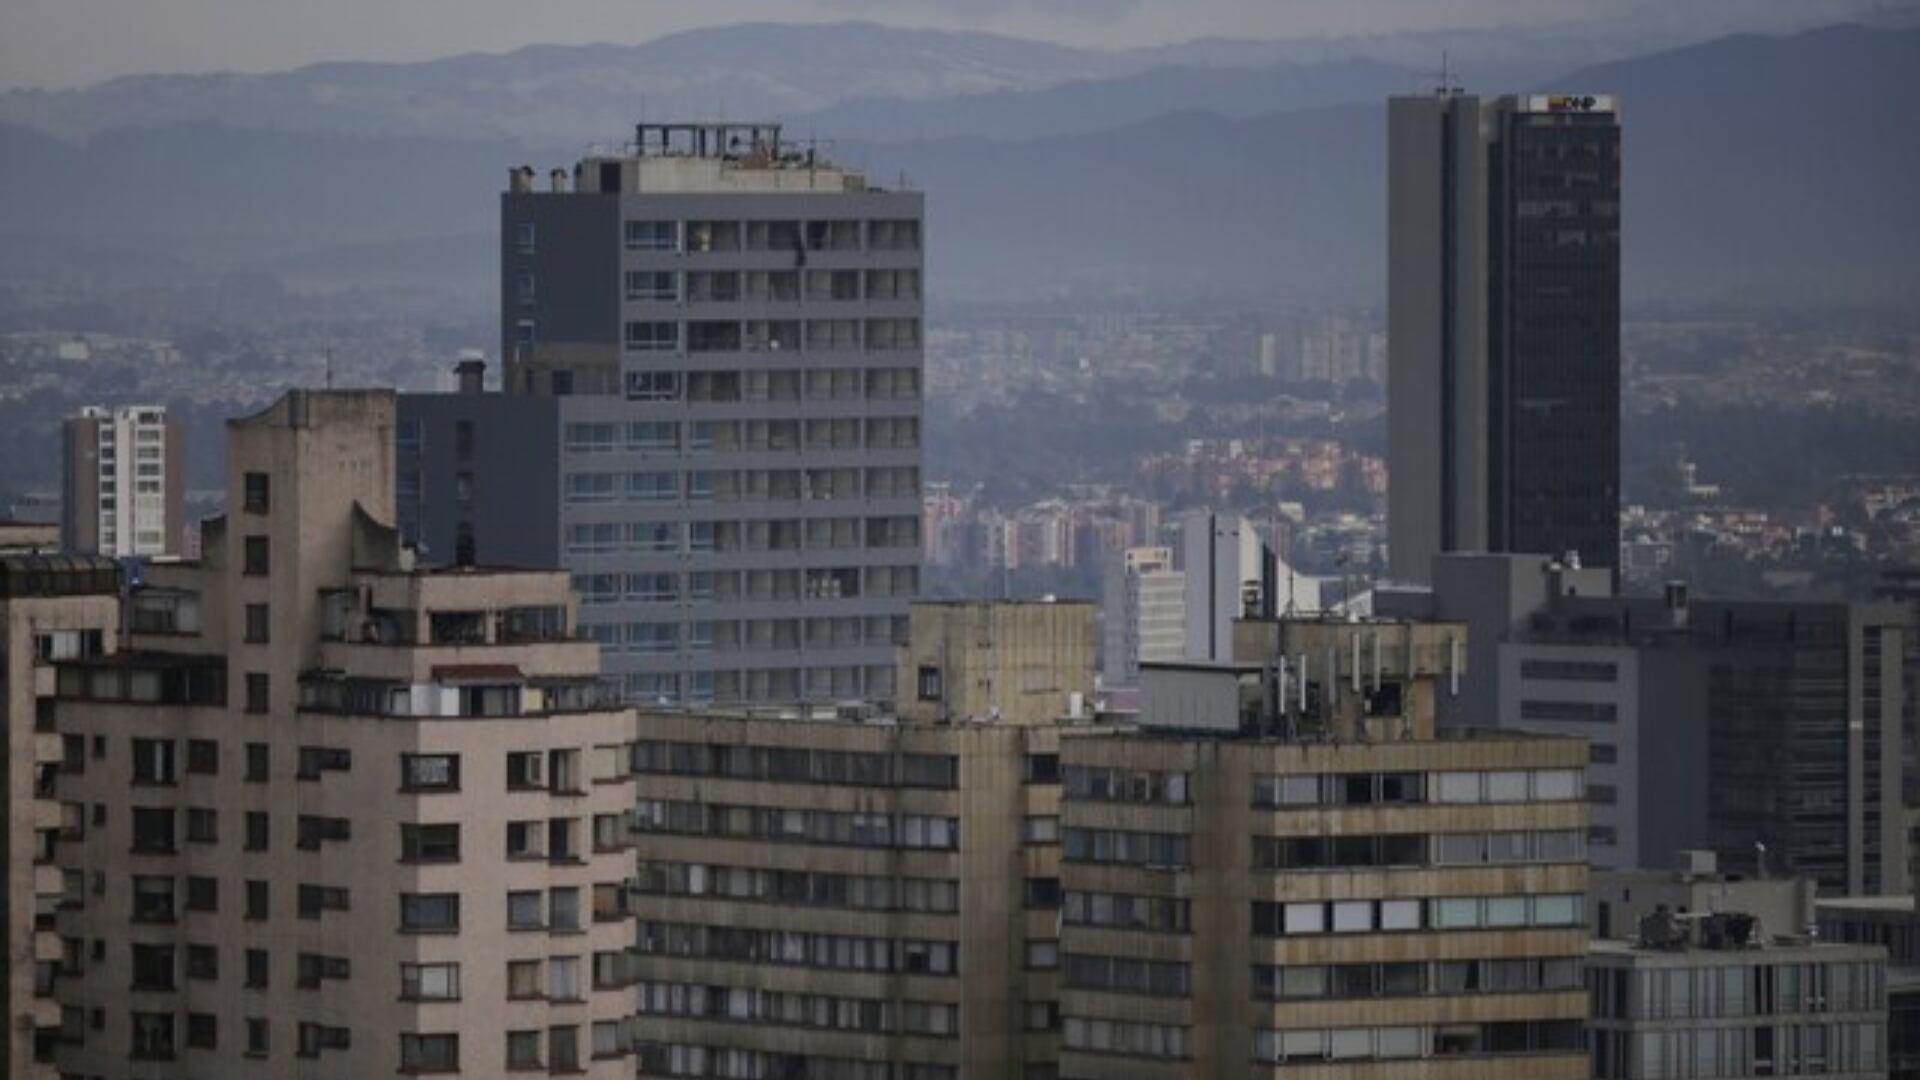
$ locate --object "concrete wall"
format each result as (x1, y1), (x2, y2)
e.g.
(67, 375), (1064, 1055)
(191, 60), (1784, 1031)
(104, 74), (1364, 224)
(396, 391), (561, 568)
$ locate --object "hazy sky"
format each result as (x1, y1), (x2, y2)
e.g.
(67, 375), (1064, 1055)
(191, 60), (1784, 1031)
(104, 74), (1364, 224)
(0, 0), (1884, 91)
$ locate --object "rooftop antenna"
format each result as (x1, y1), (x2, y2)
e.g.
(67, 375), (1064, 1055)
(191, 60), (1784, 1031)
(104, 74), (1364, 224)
(324, 347), (334, 390)
(1423, 50), (1463, 96)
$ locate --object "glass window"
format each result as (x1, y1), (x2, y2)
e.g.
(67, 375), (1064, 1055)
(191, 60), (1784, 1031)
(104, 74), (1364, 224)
(1331, 901), (1373, 933)
(1485, 896), (1529, 926)
(1284, 903), (1325, 935)
(1432, 898), (1482, 929)
(624, 321), (679, 351)
(1534, 894), (1581, 926)
(1380, 899), (1422, 931)
(624, 220), (677, 251)
(1486, 770), (1530, 801)
(1435, 771), (1481, 803)
(1535, 768), (1582, 800)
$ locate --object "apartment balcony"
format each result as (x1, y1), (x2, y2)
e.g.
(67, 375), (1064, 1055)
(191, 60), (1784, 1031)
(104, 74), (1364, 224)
(298, 671), (624, 720)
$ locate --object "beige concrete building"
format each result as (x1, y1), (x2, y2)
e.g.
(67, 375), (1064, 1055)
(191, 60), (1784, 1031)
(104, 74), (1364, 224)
(897, 599), (1095, 727)
(1, 556), (121, 1078)
(1052, 616), (1590, 1078)
(627, 598), (1099, 1079)
(45, 390), (638, 1078)
(0, 521), (61, 553)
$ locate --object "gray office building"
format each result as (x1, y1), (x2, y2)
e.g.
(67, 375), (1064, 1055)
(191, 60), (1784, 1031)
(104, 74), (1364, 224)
(1384, 554), (1914, 894)
(399, 123), (923, 705)
(1388, 92), (1621, 583)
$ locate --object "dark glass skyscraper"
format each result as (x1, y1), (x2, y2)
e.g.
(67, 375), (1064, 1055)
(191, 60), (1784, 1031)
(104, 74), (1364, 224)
(1388, 93), (1621, 583)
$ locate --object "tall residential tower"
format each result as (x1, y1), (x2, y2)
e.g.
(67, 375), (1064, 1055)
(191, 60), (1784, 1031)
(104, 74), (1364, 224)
(1387, 93), (1621, 583)
(61, 405), (184, 558)
(401, 123), (924, 706)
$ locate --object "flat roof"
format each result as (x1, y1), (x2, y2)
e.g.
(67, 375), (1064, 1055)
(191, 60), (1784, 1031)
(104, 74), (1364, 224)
(1816, 896), (1916, 914)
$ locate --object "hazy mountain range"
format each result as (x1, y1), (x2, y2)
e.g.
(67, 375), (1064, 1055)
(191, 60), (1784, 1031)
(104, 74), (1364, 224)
(0, 20), (1914, 307)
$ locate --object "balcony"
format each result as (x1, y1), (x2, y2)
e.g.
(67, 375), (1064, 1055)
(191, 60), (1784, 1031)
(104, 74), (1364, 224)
(298, 672), (623, 719)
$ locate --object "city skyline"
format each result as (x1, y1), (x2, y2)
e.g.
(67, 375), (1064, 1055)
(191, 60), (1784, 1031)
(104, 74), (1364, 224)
(2, 5), (1918, 1078)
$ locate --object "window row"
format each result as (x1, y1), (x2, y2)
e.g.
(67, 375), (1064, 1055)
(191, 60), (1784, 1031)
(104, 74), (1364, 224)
(561, 466), (920, 505)
(1599, 1022), (1884, 1080)
(1253, 1020), (1583, 1064)
(564, 416), (919, 454)
(574, 570), (917, 608)
(631, 741), (955, 788)
(1061, 953), (1191, 998)
(635, 922), (958, 975)
(623, 218), (920, 254)
(636, 981), (956, 1036)
(1250, 829), (1585, 871)
(587, 617), (911, 660)
(631, 800), (959, 850)
(631, 861), (960, 914)
(1061, 765), (1189, 805)
(1253, 956), (1583, 1001)
(1592, 960), (1886, 1021)
(1252, 767), (1582, 808)
(622, 367), (920, 402)
(636, 1044), (953, 1080)
(1250, 894), (1585, 937)
(624, 319), (920, 354)
(624, 662), (899, 706)
(623, 268), (922, 303)
(564, 515), (919, 555)
(1062, 891), (1191, 934)
(1060, 827), (1189, 868)
(1062, 1017), (1188, 1060)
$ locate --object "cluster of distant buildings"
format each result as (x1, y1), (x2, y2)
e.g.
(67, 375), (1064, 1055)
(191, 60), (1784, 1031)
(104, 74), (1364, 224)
(10, 91), (1920, 1080)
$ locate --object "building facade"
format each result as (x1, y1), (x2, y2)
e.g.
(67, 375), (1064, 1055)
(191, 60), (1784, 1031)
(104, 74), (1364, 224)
(44, 391), (638, 1078)
(1588, 925), (1888, 1079)
(1181, 511), (1277, 664)
(1052, 617), (1590, 1078)
(60, 405), (184, 558)
(625, 598), (1098, 1080)
(1385, 555), (1914, 890)
(1101, 546), (1185, 688)
(1, 556), (120, 1078)
(401, 121), (924, 707)
(1387, 93), (1621, 583)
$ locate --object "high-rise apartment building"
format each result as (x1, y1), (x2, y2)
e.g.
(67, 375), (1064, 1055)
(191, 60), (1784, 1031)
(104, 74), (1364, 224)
(0, 556), (120, 1078)
(400, 122), (923, 707)
(1056, 617), (1590, 1077)
(1101, 545), (1184, 687)
(61, 405), (184, 557)
(1387, 93), (1621, 583)
(43, 391), (638, 1077)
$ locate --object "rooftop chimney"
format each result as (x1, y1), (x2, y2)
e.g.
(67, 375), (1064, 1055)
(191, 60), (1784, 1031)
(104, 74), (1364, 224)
(454, 359), (486, 395)
(508, 165), (534, 193)
(549, 168), (569, 194)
